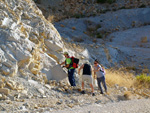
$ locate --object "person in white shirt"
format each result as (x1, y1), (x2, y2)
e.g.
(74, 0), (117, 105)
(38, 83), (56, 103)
(93, 59), (107, 94)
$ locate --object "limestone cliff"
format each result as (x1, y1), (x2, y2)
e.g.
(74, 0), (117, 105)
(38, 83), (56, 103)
(0, 0), (64, 81)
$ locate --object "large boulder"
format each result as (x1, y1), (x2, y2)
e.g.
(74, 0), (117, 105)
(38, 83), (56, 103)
(0, 0), (65, 81)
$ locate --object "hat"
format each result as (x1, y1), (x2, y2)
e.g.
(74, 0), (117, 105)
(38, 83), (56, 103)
(63, 52), (68, 55)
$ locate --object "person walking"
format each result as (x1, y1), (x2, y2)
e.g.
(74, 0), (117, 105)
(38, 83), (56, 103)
(60, 52), (76, 86)
(78, 62), (95, 96)
(93, 59), (107, 94)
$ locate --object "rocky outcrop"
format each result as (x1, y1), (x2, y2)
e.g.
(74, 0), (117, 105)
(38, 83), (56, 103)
(0, 0), (64, 81)
(36, 0), (150, 21)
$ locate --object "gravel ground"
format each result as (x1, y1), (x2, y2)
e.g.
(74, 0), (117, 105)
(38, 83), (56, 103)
(53, 99), (150, 113)
(52, 99), (150, 113)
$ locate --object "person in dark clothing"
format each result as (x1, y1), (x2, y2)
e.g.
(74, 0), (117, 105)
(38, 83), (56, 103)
(60, 52), (76, 86)
(93, 59), (107, 94)
(78, 63), (95, 96)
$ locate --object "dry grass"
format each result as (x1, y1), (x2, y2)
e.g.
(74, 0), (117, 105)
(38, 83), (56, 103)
(47, 15), (55, 23)
(105, 68), (150, 97)
(105, 69), (135, 88)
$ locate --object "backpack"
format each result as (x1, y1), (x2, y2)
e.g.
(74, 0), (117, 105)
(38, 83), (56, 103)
(100, 67), (105, 75)
(70, 56), (79, 68)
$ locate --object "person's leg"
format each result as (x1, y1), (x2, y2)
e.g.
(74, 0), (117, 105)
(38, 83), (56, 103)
(68, 69), (73, 86)
(102, 76), (107, 92)
(90, 84), (94, 93)
(82, 81), (84, 90)
(81, 75), (87, 94)
(87, 75), (94, 93)
(68, 69), (76, 86)
(97, 77), (103, 94)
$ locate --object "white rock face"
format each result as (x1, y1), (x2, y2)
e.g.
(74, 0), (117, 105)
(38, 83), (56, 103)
(0, 0), (65, 81)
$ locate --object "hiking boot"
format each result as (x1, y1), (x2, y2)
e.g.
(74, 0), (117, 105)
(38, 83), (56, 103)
(100, 92), (104, 94)
(92, 93), (95, 96)
(81, 90), (85, 94)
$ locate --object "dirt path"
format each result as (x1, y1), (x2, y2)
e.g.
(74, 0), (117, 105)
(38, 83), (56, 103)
(52, 99), (150, 113)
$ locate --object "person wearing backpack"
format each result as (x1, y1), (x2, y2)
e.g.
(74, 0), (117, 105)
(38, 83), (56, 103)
(93, 59), (107, 94)
(60, 52), (76, 86)
(78, 62), (95, 96)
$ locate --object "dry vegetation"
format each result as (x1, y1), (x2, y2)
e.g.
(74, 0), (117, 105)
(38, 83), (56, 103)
(106, 68), (150, 88)
(105, 68), (150, 96)
(105, 69), (135, 88)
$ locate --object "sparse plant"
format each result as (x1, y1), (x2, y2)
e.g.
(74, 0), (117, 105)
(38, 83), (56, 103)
(136, 73), (150, 88)
(74, 14), (85, 18)
(96, 33), (103, 38)
(96, 24), (102, 29)
(33, 0), (40, 4)
(97, 0), (105, 3)
(136, 74), (150, 83)
(139, 4), (146, 8)
(47, 15), (54, 23)
(107, 0), (116, 4)
(97, 0), (116, 4)
(126, 66), (136, 71)
(119, 6), (126, 9)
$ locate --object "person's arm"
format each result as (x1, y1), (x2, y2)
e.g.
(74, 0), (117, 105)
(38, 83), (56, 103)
(94, 65), (101, 72)
(60, 61), (65, 66)
(93, 69), (97, 79)
(78, 64), (84, 75)
(65, 64), (70, 68)
(91, 66), (96, 78)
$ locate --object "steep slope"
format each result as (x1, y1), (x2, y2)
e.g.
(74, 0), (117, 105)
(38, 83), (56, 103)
(0, 0), (65, 81)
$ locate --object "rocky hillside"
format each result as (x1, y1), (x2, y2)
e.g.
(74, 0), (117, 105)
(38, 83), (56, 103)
(36, 0), (150, 73)
(0, 0), (65, 80)
(0, 0), (150, 112)
(0, 0), (69, 106)
(36, 0), (150, 21)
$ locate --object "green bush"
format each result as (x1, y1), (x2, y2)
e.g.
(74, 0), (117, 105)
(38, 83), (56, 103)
(136, 74), (150, 83)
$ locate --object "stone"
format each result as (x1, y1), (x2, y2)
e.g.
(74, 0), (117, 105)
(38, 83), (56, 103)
(6, 80), (16, 90)
(120, 87), (128, 92)
(0, 81), (5, 88)
(37, 88), (45, 95)
(0, 94), (2, 99)
(0, 88), (10, 95)
(45, 84), (51, 89)
(1, 65), (10, 75)
(114, 84), (119, 89)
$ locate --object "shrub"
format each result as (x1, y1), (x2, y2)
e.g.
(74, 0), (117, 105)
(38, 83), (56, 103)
(136, 74), (150, 83)
(139, 4), (146, 8)
(136, 74), (150, 88)
(96, 33), (103, 38)
(97, 0), (116, 4)
(34, 0), (41, 4)
(97, 0), (105, 3)
(96, 24), (102, 29)
(107, 0), (116, 4)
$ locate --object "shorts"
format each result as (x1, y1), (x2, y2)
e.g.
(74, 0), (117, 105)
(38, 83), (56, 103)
(82, 75), (93, 85)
